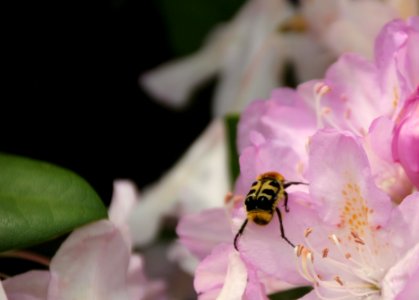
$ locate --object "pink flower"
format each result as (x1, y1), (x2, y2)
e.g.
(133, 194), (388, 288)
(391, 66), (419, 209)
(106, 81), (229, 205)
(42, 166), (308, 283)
(293, 130), (419, 299)
(180, 17), (418, 298)
(177, 194), (294, 298)
(238, 17), (419, 202)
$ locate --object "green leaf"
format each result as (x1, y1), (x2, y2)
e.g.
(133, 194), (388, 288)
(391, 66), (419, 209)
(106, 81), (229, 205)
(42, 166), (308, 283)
(0, 153), (107, 252)
(269, 286), (313, 300)
(225, 114), (240, 186)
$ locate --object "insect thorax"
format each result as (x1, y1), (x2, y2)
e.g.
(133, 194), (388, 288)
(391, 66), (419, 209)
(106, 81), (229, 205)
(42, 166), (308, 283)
(245, 174), (285, 224)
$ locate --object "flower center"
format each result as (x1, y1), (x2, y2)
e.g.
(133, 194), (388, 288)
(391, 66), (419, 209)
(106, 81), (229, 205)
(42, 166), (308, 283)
(295, 228), (387, 300)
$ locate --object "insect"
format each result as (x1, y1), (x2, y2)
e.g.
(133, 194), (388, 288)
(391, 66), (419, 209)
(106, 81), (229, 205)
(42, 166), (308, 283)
(233, 171), (307, 250)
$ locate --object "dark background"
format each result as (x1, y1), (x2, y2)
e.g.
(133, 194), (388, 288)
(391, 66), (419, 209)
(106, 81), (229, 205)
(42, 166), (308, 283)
(2, 0), (245, 205)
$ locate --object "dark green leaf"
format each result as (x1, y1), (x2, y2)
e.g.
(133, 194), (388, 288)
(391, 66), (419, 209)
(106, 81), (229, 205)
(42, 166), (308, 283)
(225, 114), (240, 186)
(0, 153), (107, 252)
(269, 286), (312, 300)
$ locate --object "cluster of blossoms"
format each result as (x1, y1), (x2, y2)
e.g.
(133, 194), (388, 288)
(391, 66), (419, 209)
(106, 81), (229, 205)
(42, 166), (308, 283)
(135, 0), (418, 253)
(1, 2), (417, 300)
(177, 17), (419, 299)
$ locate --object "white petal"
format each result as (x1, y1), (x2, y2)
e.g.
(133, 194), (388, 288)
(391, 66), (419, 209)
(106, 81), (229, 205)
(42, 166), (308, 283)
(213, 0), (293, 116)
(129, 119), (228, 246)
(109, 180), (138, 226)
(216, 250), (247, 300)
(140, 24), (227, 108)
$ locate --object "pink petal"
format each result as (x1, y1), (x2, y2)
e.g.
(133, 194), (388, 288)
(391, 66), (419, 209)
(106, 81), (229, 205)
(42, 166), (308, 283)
(177, 208), (232, 260)
(3, 271), (50, 300)
(382, 243), (419, 300)
(237, 192), (320, 285)
(308, 129), (392, 227)
(375, 17), (419, 107)
(237, 140), (307, 195)
(366, 117), (413, 202)
(388, 192), (419, 251)
(48, 220), (132, 300)
(238, 88), (316, 160)
(194, 244), (247, 299)
(323, 53), (384, 133)
(243, 266), (268, 300)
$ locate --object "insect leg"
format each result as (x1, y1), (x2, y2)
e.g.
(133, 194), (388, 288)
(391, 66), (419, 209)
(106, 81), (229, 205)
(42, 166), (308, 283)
(283, 181), (308, 212)
(284, 191), (290, 212)
(275, 207), (295, 248)
(234, 219), (249, 251)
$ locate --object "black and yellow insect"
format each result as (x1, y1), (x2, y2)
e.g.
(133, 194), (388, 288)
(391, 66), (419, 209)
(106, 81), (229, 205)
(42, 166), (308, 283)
(234, 171), (306, 250)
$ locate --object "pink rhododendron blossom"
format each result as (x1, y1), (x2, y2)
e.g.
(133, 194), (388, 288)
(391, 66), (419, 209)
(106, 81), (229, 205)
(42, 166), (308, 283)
(177, 17), (419, 299)
(238, 17), (419, 202)
(177, 193), (295, 298)
(293, 130), (419, 299)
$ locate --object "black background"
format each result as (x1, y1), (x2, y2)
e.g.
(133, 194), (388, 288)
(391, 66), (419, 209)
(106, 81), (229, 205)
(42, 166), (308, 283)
(2, 0), (218, 205)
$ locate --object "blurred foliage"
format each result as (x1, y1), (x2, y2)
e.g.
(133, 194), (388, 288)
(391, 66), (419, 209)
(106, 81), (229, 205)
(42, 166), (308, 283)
(154, 0), (245, 55)
(269, 286), (313, 300)
(225, 114), (241, 186)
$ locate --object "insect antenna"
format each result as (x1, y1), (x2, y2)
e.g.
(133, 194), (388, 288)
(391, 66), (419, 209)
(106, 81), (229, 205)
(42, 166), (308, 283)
(283, 181), (308, 189)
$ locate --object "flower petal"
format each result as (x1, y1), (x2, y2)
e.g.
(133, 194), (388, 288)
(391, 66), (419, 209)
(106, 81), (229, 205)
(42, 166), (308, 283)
(365, 117), (413, 203)
(237, 192), (320, 285)
(140, 25), (226, 109)
(388, 192), (419, 251)
(129, 119), (228, 246)
(3, 271), (49, 300)
(177, 208), (232, 260)
(375, 17), (419, 107)
(382, 242), (419, 300)
(308, 129), (392, 228)
(48, 220), (132, 300)
(194, 244), (246, 299)
(109, 180), (138, 227)
(0, 283), (6, 300)
(238, 87), (315, 159)
(237, 140), (307, 195)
